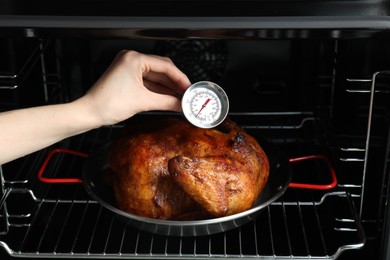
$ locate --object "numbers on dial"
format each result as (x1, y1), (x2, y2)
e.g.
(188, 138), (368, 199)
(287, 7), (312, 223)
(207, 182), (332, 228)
(187, 89), (221, 125)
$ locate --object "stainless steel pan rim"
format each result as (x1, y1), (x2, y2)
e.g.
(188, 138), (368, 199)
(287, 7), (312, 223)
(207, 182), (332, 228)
(82, 138), (291, 237)
(85, 177), (287, 226)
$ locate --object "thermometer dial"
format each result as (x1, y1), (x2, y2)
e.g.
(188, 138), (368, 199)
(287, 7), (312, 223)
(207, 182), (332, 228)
(182, 81), (229, 128)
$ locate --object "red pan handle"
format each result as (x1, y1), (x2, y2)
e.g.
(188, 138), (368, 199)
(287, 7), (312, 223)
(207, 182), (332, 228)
(37, 148), (88, 183)
(288, 154), (337, 190)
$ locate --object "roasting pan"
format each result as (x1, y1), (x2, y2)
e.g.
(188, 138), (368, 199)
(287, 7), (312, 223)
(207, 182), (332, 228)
(37, 129), (337, 237)
(84, 138), (290, 237)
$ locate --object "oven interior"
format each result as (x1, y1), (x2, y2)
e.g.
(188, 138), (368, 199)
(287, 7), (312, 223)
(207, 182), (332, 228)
(1, 37), (390, 259)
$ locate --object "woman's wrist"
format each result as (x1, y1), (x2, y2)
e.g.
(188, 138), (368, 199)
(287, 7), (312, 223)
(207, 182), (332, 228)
(69, 96), (106, 133)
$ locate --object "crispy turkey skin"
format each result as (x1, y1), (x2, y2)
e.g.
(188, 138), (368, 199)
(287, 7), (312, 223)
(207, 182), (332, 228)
(108, 117), (269, 220)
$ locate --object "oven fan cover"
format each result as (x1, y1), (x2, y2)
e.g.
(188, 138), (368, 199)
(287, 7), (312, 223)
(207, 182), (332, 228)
(154, 40), (228, 83)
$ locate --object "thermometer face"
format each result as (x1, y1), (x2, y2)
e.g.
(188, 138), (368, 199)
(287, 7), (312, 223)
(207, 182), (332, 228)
(182, 81), (229, 128)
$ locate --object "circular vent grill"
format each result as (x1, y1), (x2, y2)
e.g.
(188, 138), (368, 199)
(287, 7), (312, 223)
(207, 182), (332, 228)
(154, 40), (227, 83)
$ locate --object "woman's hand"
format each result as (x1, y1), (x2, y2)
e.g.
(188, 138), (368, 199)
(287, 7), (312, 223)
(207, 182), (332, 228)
(81, 50), (191, 126)
(0, 50), (191, 164)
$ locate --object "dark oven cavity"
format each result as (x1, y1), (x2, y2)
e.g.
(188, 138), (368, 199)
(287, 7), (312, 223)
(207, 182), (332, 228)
(1, 36), (390, 260)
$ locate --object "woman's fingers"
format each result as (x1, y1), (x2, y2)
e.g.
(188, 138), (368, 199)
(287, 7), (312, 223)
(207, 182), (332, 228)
(139, 53), (191, 92)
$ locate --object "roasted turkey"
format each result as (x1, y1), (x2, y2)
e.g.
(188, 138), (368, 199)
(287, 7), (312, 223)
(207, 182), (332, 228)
(108, 117), (269, 220)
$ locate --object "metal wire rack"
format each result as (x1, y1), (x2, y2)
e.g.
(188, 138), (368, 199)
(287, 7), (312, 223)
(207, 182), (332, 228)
(0, 189), (364, 259)
(0, 112), (365, 259)
(338, 72), (390, 246)
(0, 39), (51, 91)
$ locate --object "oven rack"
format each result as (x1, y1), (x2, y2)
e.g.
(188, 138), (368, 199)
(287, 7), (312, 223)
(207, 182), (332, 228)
(0, 39), (51, 90)
(0, 188), (364, 259)
(341, 71), (390, 238)
(0, 39), (66, 110)
(0, 112), (366, 259)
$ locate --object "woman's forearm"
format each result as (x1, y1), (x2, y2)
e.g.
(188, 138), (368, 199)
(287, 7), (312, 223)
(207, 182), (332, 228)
(0, 98), (100, 164)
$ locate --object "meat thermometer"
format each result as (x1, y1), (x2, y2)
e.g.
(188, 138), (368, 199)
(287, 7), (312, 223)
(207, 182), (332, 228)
(181, 81), (229, 128)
